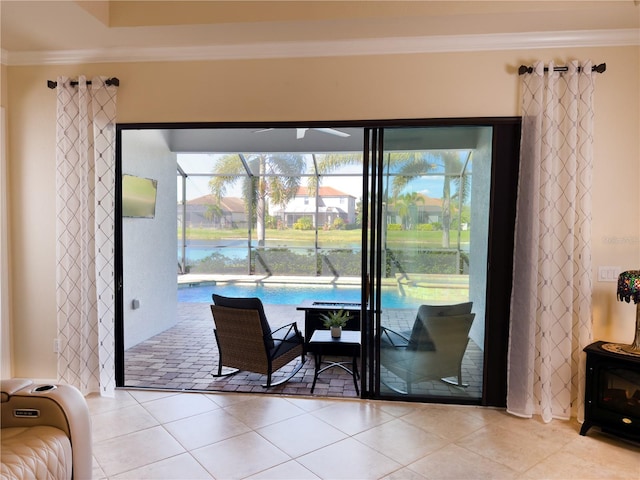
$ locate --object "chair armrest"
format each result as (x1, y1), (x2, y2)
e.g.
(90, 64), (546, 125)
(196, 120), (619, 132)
(269, 322), (303, 357)
(381, 326), (410, 348)
(0, 379), (33, 400)
(270, 322), (301, 340)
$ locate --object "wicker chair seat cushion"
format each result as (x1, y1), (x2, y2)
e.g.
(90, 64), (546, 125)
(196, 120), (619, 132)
(270, 329), (303, 358)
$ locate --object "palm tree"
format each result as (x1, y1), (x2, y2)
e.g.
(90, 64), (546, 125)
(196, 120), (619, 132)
(439, 151), (471, 248)
(389, 151), (470, 248)
(208, 153), (306, 245)
(306, 153), (361, 195)
(204, 203), (224, 226)
(391, 192), (425, 230)
(316, 150), (470, 248)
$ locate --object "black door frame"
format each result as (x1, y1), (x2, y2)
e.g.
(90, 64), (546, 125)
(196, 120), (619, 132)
(115, 118), (520, 408)
(359, 119), (521, 407)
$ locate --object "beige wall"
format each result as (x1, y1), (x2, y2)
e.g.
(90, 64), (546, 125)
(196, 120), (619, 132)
(1, 61), (11, 378)
(6, 45), (640, 379)
(1, 64), (7, 108)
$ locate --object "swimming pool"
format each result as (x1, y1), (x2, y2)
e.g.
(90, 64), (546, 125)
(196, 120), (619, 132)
(178, 282), (418, 309)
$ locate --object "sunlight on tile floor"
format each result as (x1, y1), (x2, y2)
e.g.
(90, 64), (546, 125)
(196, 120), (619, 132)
(115, 302), (639, 479)
(89, 389), (639, 479)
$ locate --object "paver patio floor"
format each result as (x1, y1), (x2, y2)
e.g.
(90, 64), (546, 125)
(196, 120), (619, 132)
(124, 302), (483, 399)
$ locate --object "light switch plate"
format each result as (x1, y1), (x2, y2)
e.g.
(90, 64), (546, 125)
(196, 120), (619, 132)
(598, 266), (621, 282)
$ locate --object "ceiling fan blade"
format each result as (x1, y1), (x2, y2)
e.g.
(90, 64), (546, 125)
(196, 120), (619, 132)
(255, 127), (349, 139)
(314, 127), (350, 138)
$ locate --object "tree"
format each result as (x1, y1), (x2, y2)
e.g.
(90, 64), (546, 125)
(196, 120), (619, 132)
(204, 203), (223, 226)
(307, 153), (361, 195)
(208, 153), (306, 245)
(389, 151), (470, 248)
(314, 150), (472, 250)
(439, 151), (471, 248)
(315, 151), (437, 231)
(355, 199), (363, 226)
(390, 192), (425, 230)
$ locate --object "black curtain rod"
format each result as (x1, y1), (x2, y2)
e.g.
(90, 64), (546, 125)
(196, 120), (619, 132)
(518, 63), (606, 75)
(47, 77), (120, 89)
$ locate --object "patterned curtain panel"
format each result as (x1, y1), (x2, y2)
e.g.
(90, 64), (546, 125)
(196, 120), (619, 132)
(55, 76), (117, 396)
(508, 61), (595, 423)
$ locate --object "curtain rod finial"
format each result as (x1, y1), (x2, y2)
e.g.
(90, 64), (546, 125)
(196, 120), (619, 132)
(46, 77), (120, 89)
(594, 63), (606, 74)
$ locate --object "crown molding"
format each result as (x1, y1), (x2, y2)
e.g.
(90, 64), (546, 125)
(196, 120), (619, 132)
(4, 29), (639, 66)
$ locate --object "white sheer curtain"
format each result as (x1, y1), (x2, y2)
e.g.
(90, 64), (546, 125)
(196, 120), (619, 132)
(56, 76), (117, 396)
(508, 61), (595, 423)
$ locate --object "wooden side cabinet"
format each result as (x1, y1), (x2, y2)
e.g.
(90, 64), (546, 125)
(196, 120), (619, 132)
(580, 341), (640, 441)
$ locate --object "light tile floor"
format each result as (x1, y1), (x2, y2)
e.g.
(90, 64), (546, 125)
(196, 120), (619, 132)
(124, 303), (483, 399)
(88, 388), (640, 480)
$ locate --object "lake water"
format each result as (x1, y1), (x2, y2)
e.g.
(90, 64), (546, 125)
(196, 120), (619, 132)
(179, 240), (362, 262)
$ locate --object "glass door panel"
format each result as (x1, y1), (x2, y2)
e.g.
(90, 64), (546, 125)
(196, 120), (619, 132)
(370, 126), (492, 402)
(118, 121), (518, 399)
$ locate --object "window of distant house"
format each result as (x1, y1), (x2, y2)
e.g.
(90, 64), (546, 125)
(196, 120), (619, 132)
(304, 198), (309, 205)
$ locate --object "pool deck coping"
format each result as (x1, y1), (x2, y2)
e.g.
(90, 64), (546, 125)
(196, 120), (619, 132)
(178, 274), (365, 287)
(178, 273), (469, 289)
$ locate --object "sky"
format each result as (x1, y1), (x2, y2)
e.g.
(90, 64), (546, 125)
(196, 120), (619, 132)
(177, 154), (449, 202)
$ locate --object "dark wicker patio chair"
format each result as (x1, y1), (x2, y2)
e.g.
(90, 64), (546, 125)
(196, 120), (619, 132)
(210, 294), (306, 388)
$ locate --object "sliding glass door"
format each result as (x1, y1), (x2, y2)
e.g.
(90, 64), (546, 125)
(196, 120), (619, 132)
(116, 120), (519, 405)
(362, 123), (519, 405)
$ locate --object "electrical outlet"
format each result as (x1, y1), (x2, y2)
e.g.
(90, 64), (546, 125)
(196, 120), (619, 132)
(53, 338), (60, 353)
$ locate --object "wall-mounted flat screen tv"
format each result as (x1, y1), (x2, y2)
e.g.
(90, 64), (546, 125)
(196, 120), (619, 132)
(122, 174), (158, 218)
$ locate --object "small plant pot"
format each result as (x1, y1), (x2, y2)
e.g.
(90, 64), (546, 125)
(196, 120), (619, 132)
(330, 326), (342, 338)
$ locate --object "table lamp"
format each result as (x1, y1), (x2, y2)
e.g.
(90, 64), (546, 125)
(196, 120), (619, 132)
(617, 270), (640, 354)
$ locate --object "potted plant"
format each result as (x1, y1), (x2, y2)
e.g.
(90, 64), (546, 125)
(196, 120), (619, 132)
(320, 309), (350, 338)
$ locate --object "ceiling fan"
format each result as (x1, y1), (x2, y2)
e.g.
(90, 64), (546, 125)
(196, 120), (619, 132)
(254, 127), (350, 139)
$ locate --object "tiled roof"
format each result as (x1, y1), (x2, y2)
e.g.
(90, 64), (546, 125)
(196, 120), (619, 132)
(295, 186), (353, 197)
(186, 195), (245, 212)
(416, 193), (442, 207)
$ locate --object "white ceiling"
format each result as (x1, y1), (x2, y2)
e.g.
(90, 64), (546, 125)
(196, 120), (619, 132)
(2, 1), (639, 65)
(160, 124), (485, 156)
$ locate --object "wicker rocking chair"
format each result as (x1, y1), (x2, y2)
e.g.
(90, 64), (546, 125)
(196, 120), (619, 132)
(210, 294), (306, 388)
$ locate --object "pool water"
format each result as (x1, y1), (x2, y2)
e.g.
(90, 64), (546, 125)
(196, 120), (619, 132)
(178, 282), (418, 309)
